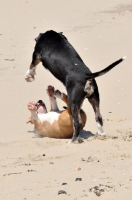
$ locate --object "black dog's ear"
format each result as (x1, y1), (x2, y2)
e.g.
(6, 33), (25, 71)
(34, 33), (42, 42)
(59, 32), (67, 40)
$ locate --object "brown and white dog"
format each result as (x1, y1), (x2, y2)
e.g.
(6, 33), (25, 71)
(27, 86), (86, 139)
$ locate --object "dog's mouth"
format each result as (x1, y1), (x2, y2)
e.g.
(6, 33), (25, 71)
(36, 100), (47, 113)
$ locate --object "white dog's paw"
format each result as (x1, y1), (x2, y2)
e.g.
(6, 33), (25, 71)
(46, 85), (55, 97)
(27, 101), (37, 112)
(54, 90), (66, 100)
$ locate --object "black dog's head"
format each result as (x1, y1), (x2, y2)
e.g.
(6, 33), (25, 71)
(34, 31), (67, 43)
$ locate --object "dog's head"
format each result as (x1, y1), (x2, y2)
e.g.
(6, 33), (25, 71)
(34, 31), (67, 43)
(36, 100), (47, 113)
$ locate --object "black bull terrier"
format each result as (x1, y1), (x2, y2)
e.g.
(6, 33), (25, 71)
(25, 30), (126, 144)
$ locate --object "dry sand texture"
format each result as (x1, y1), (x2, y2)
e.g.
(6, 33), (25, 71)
(0, 0), (132, 199)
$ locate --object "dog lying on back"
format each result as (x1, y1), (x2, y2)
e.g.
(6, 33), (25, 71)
(27, 85), (86, 138)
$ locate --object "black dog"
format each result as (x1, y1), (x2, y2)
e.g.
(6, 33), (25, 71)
(25, 30), (125, 143)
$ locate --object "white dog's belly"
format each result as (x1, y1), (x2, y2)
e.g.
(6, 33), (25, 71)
(38, 111), (60, 125)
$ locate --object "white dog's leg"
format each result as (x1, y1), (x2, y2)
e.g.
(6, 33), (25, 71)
(46, 85), (59, 111)
(49, 97), (59, 111)
(27, 101), (38, 121)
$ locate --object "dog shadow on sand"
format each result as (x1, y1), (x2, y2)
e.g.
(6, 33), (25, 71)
(79, 130), (94, 140)
(27, 129), (94, 140)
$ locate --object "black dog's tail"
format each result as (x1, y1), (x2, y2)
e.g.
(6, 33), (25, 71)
(87, 56), (126, 80)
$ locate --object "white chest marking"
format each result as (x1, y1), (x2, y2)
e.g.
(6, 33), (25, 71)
(38, 111), (60, 125)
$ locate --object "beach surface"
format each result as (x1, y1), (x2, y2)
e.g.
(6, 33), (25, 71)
(0, 0), (132, 199)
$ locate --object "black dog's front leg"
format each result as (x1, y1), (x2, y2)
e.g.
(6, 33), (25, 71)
(25, 51), (41, 82)
(67, 83), (86, 144)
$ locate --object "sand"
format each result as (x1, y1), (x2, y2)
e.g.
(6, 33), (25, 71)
(0, 0), (132, 199)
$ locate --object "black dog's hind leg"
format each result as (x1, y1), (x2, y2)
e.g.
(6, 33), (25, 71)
(68, 104), (83, 144)
(67, 87), (85, 144)
(85, 79), (105, 137)
(87, 94), (106, 136)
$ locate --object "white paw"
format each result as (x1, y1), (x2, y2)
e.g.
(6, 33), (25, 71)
(98, 132), (106, 136)
(25, 68), (36, 82)
(96, 123), (106, 136)
(54, 90), (66, 100)
(54, 90), (62, 99)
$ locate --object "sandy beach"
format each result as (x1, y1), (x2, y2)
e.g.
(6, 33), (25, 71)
(0, 0), (132, 199)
